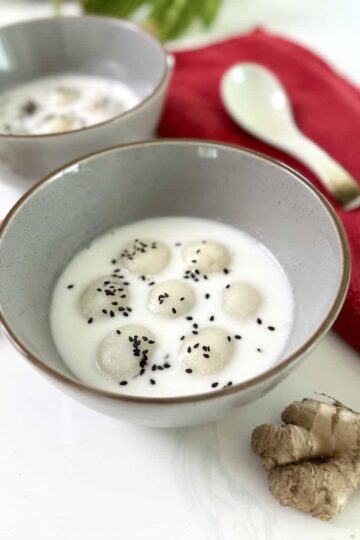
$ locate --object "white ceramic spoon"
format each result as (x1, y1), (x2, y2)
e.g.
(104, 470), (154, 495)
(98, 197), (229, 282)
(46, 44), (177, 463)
(220, 63), (360, 210)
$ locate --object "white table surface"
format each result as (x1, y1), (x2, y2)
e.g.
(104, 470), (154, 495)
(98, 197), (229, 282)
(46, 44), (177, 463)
(0, 2), (359, 539)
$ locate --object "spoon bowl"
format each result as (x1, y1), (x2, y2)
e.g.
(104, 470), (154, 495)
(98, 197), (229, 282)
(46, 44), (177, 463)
(221, 63), (295, 144)
(221, 63), (360, 210)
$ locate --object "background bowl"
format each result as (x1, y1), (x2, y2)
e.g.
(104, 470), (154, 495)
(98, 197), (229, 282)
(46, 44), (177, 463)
(0, 16), (170, 178)
(0, 141), (349, 427)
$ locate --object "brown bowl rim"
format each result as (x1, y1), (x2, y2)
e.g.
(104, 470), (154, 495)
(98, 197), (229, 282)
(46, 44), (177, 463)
(0, 15), (169, 140)
(0, 139), (351, 405)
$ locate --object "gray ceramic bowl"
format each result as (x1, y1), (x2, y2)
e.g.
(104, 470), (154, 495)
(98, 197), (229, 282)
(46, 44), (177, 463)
(0, 16), (171, 178)
(0, 141), (350, 427)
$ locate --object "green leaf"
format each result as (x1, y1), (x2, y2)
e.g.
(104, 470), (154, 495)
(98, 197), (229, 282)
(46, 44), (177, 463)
(197, 0), (222, 27)
(82, 0), (147, 18)
(78, 0), (224, 41)
(149, 0), (196, 41)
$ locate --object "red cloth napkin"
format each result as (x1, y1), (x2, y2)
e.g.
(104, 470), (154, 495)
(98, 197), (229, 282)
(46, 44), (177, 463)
(159, 29), (360, 352)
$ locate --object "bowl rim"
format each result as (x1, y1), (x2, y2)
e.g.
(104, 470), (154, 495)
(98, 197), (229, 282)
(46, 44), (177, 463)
(0, 139), (351, 405)
(0, 15), (169, 140)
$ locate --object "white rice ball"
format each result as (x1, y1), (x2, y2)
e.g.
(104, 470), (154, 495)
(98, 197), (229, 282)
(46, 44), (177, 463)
(120, 238), (170, 275)
(37, 114), (76, 134)
(79, 275), (129, 322)
(148, 280), (196, 318)
(182, 240), (231, 274)
(222, 281), (262, 319)
(52, 86), (81, 106)
(178, 327), (234, 375)
(97, 325), (156, 383)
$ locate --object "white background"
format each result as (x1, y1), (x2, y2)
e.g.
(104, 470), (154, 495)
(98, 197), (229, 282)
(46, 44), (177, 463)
(0, 2), (359, 539)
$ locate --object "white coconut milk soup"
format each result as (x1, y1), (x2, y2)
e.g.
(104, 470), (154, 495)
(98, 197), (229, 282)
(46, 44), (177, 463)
(0, 73), (139, 135)
(51, 217), (294, 397)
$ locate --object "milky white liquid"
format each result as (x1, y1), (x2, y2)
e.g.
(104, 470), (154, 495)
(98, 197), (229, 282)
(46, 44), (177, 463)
(0, 74), (139, 135)
(51, 217), (294, 397)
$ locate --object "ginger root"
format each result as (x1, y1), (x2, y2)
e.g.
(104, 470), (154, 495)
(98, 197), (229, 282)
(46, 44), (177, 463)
(251, 398), (360, 520)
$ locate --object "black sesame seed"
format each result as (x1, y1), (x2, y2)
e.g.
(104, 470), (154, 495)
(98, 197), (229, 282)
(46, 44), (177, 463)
(116, 330), (121, 335)
(67, 284), (74, 289)
(194, 343), (199, 349)
(119, 380), (128, 386)
(257, 348), (262, 352)
(235, 335), (242, 340)
(123, 312), (129, 317)
(225, 284), (230, 289)
(191, 259), (197, 263)
(209, 315), (215, 322)
(148, 340), (155, 345)
(187, 347), (192, 353)
(140, 368), (145, 375)
(193, 323), (198, 329)
(164, 363), (171, 368)
(102, 309), (107, 314)
(157, 366), (164, 371)
(192, 331), (198, 335)
(150, 379), (156, 385)
(257, 318), (262, 325)
(203, 275), (208, 280)
(172, 307), (177, 314)
(111, 302), (118, 306)
(185, 368), (193, 374)
(186, 316), (193, 321)
(152, 365), (157, 372)
(223, 268), (229, 274)
(205, 293), (210, 299)
(268, 326), (275, 331)
(111, 259), (116, 264)
(211, 382), (219, 388)
(109, 311), (115, 317)
(87, 318), (93, 324)
(203, 354), (210, 359)
(180, 297), (185, 301)
(180, 336), (185, 341)
(227, 336), (231, 342)
(97, 288), (102, 292)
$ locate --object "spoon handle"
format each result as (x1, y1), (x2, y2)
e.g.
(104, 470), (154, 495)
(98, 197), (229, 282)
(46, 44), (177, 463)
(281, 130), (360, 210)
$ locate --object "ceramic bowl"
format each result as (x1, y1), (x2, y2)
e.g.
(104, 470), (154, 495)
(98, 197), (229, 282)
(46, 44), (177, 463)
(0, 141), (350, 427)
(0, 16), (171, 178)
